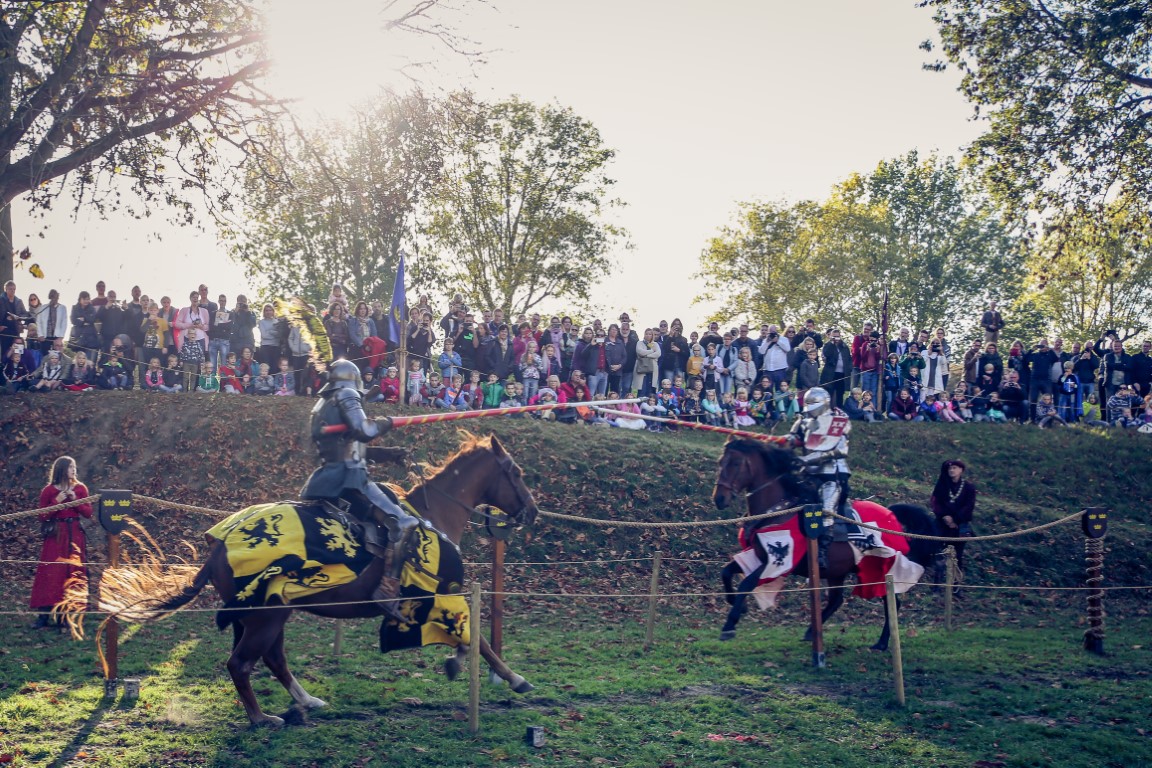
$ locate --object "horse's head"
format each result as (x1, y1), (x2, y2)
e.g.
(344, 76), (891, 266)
(713, 437), (798, 511)
(478, 434), (539, 528)
(713, 437), (754, 510)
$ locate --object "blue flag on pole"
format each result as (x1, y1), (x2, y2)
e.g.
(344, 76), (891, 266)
(387, 250), (407, 345)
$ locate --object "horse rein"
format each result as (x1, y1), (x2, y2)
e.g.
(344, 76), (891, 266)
(414, 452), (534, 527)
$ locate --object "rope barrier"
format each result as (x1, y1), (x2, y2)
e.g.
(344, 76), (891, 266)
(828, 508), (1085, 542)
(537, 504), (802, 528)
(5, 579), (1152, 621)
(0, 494), (101, 523)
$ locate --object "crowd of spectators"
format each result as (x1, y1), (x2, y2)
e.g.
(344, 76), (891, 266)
(3, 280), (1152, 432)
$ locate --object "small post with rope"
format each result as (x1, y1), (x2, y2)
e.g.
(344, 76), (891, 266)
(1081, 508), (1108, 656)
(468, 581), (482, 734)
(97, 490), (134, 697)
(485, 507), (511, 685)
(644, 549), (661, 652)
(885, 574), (906, 706)
(943, 545), (957, 632)
(800, 506), (825, 669)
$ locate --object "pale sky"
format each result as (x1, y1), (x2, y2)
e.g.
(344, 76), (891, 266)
(12, 0), (980, 331)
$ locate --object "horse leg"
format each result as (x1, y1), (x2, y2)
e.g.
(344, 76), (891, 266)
(721, 561), (741, 606)
(872, 594), (900, 652)
(444, 644), (466, 682)
(804, 577), (845, 641)
(721, 565), (764, 641)
(476, 637), (533, 693)
(262, 628), (327, 711)
(227, 609), (291, 727)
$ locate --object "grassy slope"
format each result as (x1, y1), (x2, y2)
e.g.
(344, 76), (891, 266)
(1, 394), (1150, 766)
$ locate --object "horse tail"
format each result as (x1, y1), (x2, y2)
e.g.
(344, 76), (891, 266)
(887, 503), (943, 566)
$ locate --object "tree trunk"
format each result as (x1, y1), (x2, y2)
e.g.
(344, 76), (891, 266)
(0, 203), (12, 286)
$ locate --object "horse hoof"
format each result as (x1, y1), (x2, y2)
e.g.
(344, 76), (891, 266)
(719, 630), (736, 641)
(302, 696), (327, 710)
(445, 657), (461, 681)
(252, 714), (285, 728)
(802, 630), (814, 643)
(512, 681), (535, 694)
(869, 643), (888, 652)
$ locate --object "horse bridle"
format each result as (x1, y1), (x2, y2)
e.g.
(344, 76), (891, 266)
(715, 450), (786, 503)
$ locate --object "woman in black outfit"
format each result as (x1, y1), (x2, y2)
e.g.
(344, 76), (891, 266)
(930, 459), (976, 575)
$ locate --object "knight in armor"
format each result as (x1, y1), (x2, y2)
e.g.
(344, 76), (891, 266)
(786, 386), (851, 570)
(300, 359), (419, 619)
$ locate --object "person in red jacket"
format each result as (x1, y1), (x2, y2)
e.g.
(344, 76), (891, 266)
(850, 320), (876, 391)
(29, 456), (93, 629)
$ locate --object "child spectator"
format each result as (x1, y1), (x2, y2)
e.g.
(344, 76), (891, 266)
(844, 388), (866, 421)
(273, 357), (295, 396)
(681, 385), (703, 424)
(641, 394), (665, 431)
(748, 385), (769, 426)
(986, 391), (1008, 423)
(613, 396), (647, 430)
(533, 387), (557, 420)
(218, 352), (241, 393)
(439, 338), (462, 383)
(141, 303), (168, 369)
(905, 366), (922, 402)
(720, 390), (736, 427)
(1057, 360), (1081, 422)
(177, 327), (205, 392)
(500, 381), (525, 412)
(198, 361), (220, 393)
(1034, 392), (1066, 427)
(732, 387), (755, 427)
(362, 369), (384, 402)
(520, 340), (543, 404)
(952, 388), (973, 421)
(657, 378), (680, 419)
(859, 390), (879, 422)
(1082, 392), (1108, 427)
(775, 382), (799, 421)
(423, 371), (445, 407)
(466, 369), (486, 409)
(379, 365), (401, 404)
(406, 358), (426, 405)
(439, 373), (468, 409)
(888, 388), (921, 421)
(936, 391), (964, 422)
(30, 350), (67, 392)
(62, 351), (96, 391)
(882, 353), (902, 411)
(98, 348), (130, 390)
(481, 372), (504, 410)
(142, 357), (165, 392)
(253, 363), (276, 395)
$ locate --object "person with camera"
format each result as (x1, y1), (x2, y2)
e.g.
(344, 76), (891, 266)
(454, 312), (477, 373)
(407, 310), (436, 371)
(30, 456), (92, 629)
(757, 323), (792, 393)
(1099, 336), (1132, 405)
(574, 326), (609, 396)
(1022, 338), (1058, 411)
(857, 332), (883, 402)
(819, 328), (850, 408)
(174, 289), (209, 369)
(850, 320), (876, 391)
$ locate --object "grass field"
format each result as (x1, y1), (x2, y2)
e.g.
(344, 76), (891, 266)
(1, 394), (1151, 766)
(2, 595), (1150, 767)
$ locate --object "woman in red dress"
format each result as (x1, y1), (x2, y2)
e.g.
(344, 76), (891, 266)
(29, 456), (92, 628)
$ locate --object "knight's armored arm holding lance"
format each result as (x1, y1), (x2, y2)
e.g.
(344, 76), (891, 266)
(785, 386), (852, 569)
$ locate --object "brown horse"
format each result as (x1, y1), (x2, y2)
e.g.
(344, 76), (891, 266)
(96, 433), (538, 727)
(712, 438), (940, 651)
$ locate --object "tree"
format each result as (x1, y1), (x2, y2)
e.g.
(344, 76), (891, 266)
(226, 92), (450, 307)
(417, 97), (626, 318)
(853, 151), (1024, 335)
(1023, 200), (1152, 340)
(0, 0), (271, 282)
(695, 152), (1025, 335)
(920, 0), (1152, 214)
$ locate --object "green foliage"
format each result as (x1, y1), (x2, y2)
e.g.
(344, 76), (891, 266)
(696, 152), (1024, 334)
(417, 96), (627, 318)
(1022, 200), (1152, 340)
(226, 92), (451, 307)
(0, 0), (272, 281)
(921, 0), (1152, 214)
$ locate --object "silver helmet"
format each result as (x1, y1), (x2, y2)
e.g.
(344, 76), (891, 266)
(318, 359), (363, 394)
(802, 386), (831, 417)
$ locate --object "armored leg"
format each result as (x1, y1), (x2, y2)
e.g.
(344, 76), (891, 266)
(817, 479), (840, 571)
(362, 485), (420, 621)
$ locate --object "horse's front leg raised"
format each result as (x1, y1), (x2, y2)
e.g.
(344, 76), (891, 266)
(227, 610), (292, 727)
(720, 563), (765, 641)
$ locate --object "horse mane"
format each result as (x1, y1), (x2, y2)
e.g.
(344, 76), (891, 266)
(724, 438), (814, 502)
(410, 430), (494, 484)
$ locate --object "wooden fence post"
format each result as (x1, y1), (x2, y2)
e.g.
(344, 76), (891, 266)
(469, 581), (482, 734)
(489, 538), (506, 684)
(943, 545), (956, 632)
(885, 574), (905, 706)
(97, 489), (134, 698)
(644, 550), (661, 652)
